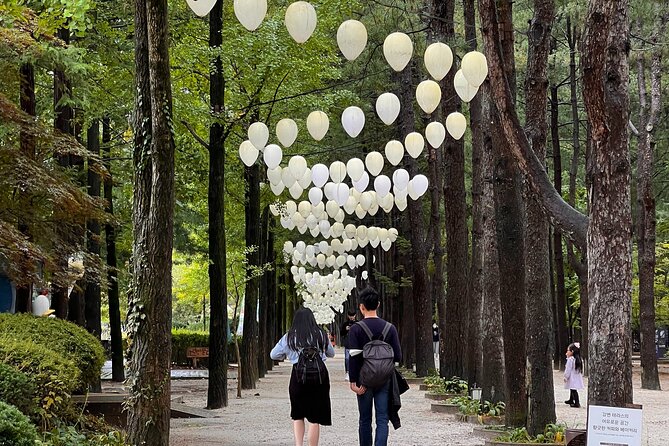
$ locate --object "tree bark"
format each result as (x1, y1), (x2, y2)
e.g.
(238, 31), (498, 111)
(103, 117), (124, 382)
(581, 0), (633, 407)
(524, 0), (556, 433)
(126, 0), (174, 442)
(207, 0), (229, 410)
(258, 206), (270, 378)
(241, 163), (261, 389)
(85, 120), (102, 341)
(635, 10), (666, 391)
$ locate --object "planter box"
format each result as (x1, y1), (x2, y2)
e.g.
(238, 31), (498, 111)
(485, 442), (563, 446)
(472, 426), (507, 441)
(455, 414), (504, 425)
(565, 428), (586, 446)
(430, 403), (460, 414)
(404, 377), (423, 385)
(424, 392), (461, 400)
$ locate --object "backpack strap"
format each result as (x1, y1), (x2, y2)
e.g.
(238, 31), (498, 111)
(357, 321), (374, 342)
(381, 322), (392, 341)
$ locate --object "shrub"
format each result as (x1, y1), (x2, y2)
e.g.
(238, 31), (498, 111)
(40, 423), (126, 446)
(0, 362), (37, 416)
(496, 424), (565, 443)
(0, 336), (79, 425)
(444, 376), (469, 394)
(171, 329), (237, 366)
(0, 401), (39, 446)
(0, 314), (105, 392)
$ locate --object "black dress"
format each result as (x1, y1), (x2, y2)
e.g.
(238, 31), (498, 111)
(288, 363), (332, 425)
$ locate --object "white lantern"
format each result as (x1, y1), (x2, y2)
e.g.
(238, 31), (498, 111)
(353, 171), (370, 192)
(346, 158), (365, 182)
(341, 106), (365, 138)
(267, 166), (282, 185)
(263, 144), (282, 169)
(392, 168), (410, 190)
(307, 111), (329, 141)
(365, 151), (384, 176)
(186, 0), (216, 17)
(276, 118), (298, 147)
(311, 163), (329, 188)
(248, 122), (269, 150)
(329, 161), (347, 183)
(425, 122), (446, 148)
(383, 32), (413, 72)
(239, 140), (259, 167)
(337, 19), (367, 61)
(461, 51), (489, 87)
(308, 187), (323, 206)
(289, 183), (303, 199)
(375, 93), (401, 125)
(288, 155), (308, 179)
(416, 80), (441, 114)
(424, 42), (453, 81)
(385, 140), (404, 166)
(404, 132), (425, 158)
(234, 0), (267, 31)
(454, 69), (479, 103)
(285, 1), (317, 43)
(335, 183), (349, 206)
(374, 175), (391, 198)
(446, 112), (467, 140)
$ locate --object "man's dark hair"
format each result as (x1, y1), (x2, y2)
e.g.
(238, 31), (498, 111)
(358, 287), (380, 311)
(347, 309), (357, 317)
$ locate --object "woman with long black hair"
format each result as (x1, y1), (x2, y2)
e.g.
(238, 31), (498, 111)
(271, 307), (335, 446)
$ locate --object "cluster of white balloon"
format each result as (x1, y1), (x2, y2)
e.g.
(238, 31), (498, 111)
(293, 269), (358, 324)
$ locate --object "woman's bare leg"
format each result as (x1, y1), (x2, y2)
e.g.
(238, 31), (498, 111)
(307, 422), (320, 446)
(293, 420), (305, 446)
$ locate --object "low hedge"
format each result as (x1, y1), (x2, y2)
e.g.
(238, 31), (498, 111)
(0, 362), (36, 416)
(0, 335), (79, 425)
(0, 314), (105, 392)
(0, 401), (39, 446)
(172, 329), (237, 366)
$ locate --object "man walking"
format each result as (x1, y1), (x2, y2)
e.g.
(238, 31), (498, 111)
(340, 309), (357, 381)
(348, 287), (402, 446)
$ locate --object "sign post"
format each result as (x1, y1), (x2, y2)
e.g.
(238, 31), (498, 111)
(587, 405), (642, 446)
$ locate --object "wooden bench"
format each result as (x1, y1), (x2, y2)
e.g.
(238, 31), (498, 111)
(186, 347), (209, 368)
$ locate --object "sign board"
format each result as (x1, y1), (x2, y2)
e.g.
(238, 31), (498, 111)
(186, 347), (209, 358)
(587, 405), (642, 446)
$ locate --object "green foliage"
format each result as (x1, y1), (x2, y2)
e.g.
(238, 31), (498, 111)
(453, 397), (505, 416)
(0, 362), (37, 416)
(39, 424), (126, 446)
(0, 314), (105, 392)
(172, 329), (209, 365)
(0, 401), (39, 446)
(496, 424), (566, 444)
(444, 376), (469, 394)
(479, 400), (505, 416)
(0, 335), (78, 426)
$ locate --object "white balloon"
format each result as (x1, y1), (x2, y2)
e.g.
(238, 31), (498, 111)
(344, 196), (357, 214)
(334, 208), (345, 222)
(248, 122), (269, 150)
(461, 51), (489, 87)
(375, 93), (401, 125)
(360, 192), (373, 211)
(378, 228), (389, 242)
(374, 175), (391, 198)
(326, 200), (340, 219)
(307, 111), (329, 140)
(267, 166), (282, 185)
(356, 254), (366, 267)
(416, 80), (441, 114)
(332, 222), (345, 238)
(285, 1), (317, 43)
(353, 171), (370, 192)
(281, 167), (297, 188)
(337, 19), (367, 61)
(296, 241), (306, 253)
(186, 0), (216, 17)
(270, 181), (285, 196)
(368, 202), (379, 216)
(395, 195), (407, 211)
(381, 238), (392, 251)
(283, 241), (294, 254)
(383, 32), (413, 72)
(361, 270), (369, 280)
(454, 69), (479, 103)
(289, 183), (303, 199)
(336, 183), (350, 206)
(380, 192), (394, 212)
(288, 155), (307, 179)
(346, 158), (365, 182)
(388, 228), (399, 242)
(424, 42), (453, 81)
(345, 224), (357, 239)
(393, 186), (408, 201)
(392, 169), (410, 190)
(312, 202), (325, 219)
(308, 187), (323, 206)
(336, 255), (347, 268)
(329, 161), (347, 183)
(369, 237), (380, 248)
(446, 112), (467, 140)
(425, 122), (446, 148)
(276, 118), (298, 147)
(306, 214), (318, 229)
(292, 212), (305, 228)
(270, 204), (280, 216)
(298, 168), (312, 189)
(355, 204), (366, 219)
(298, 201), (312, 218)
(385, 140), (404, 166)
(365, 151), (384, 176)
(324, 182), (337, 201)
(326, 255), (336, 267)
(409, 174), (429, 199)
(347, 255), (357, 269)
(239, 140), (259, 167)
(358, 235), (369, 248)
(311, 163), (329, 188)
(285, 201), (297, 215)
(320, 220), (331, 238)
(234, 0), (267, 31)
(342, 238), (353, 251)
(341, 106), (365, 138)
(404, 132), (424, 159)
(263, 144), (282, 169)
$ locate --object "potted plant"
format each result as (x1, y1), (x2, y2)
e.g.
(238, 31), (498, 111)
(485, 424), (566, 446)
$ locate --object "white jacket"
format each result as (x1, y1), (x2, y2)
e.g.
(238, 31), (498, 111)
(564, 356), (584, 390)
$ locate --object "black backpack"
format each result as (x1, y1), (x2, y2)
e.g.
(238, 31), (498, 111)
(357, 321), (395, 389)
(296, 335), (327, 385)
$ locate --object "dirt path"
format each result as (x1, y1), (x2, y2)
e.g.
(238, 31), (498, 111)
(169, 348), (668, 446)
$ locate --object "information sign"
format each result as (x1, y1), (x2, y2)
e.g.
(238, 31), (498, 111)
(587, 405), (642, 446)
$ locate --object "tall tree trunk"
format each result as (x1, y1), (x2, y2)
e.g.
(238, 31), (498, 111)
(550, 83), (568, 370)
(127, 0), (174, 442)
(480, 89), (506, 403)
(398, 66), (433, 376)
(207, 0), (229, 410)
(241, 163), (261, 389)
(581, 0), (633, 407)
(635, 10), (666, 391)
(524, 0), (556, 433)
(85, 120), (102, 340)
(258, 206), (270, 378)
(103, 117), (124, 382)
(266, 216), (276, 371)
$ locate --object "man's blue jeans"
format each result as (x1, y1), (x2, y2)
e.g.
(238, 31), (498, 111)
(344, 348), (350, 372)
(356, 380), (390, 446)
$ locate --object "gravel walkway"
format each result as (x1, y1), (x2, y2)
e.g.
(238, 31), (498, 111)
(169, 348), (668, 446)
